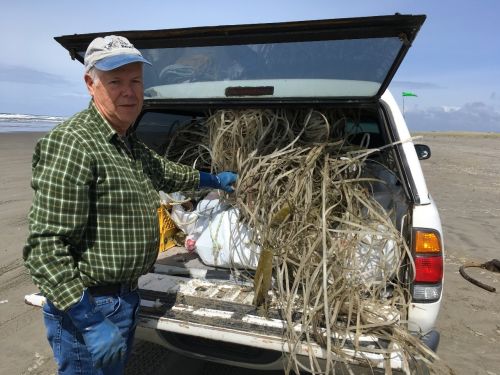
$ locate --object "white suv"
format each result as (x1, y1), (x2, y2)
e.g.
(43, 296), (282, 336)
(27, 14), (443, 374)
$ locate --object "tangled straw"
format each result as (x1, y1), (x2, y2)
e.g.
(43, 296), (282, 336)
(164, 108), (451, 374)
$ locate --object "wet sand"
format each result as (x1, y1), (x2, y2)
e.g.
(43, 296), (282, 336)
(0, 131), (498, 374)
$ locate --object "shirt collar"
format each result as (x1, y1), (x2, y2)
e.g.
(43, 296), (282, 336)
(87, 101), (123, 142)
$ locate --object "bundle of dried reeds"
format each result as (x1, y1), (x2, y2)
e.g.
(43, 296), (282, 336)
(164, 108), (450, 374)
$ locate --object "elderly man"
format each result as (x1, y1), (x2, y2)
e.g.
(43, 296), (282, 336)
(23, 35), (237, 374)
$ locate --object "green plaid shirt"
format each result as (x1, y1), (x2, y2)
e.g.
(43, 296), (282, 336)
(23, 102), (199, 310)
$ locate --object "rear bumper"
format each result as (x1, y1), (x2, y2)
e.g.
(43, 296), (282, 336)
(135, 327), (410, 374)
(135, 307), (434, 373)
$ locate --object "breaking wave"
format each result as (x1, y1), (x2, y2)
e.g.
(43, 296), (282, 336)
(0, 113), (66, 132)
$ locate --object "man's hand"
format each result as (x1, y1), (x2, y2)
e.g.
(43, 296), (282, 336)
(216, 172), (238, 193)
(199, 171), (238, 193)
(66, 289), (126, 368)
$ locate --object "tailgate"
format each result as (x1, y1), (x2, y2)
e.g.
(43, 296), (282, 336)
(24, 263), (407, 372)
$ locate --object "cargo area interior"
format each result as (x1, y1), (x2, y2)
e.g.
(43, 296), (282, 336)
(134, 105), (412, 279)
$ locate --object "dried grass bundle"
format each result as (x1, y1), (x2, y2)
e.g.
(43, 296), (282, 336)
(164, 108), (450, 374)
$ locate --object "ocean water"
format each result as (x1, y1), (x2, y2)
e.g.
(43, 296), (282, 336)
(0, 113), (66, 133)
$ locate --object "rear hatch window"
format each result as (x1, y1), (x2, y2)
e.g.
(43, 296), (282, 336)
(140, 38), (401, 99)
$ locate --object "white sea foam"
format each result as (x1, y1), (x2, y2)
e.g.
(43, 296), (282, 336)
(0, 113), (66, 132)
(0, 113), (66, 123)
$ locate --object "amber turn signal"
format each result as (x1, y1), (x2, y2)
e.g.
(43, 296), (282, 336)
(414, 230), (441, 253)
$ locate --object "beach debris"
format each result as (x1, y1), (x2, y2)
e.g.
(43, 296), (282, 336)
(26, 352), (47, 373)
(164, 108), (451, 374)
(253, 203), (290, 306)
(459, 259), (499, 292)
(252, 247), (273, 306)
(0, 300), (8, 304)
(465, 324), (485, 337)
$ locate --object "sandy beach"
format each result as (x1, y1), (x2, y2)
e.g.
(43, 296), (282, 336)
(0, 131), (499, 375)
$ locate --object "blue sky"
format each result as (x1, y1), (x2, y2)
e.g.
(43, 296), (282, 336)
(1, 0), (499, 132)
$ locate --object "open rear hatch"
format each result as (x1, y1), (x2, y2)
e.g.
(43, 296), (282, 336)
(54, 14), (425, 104)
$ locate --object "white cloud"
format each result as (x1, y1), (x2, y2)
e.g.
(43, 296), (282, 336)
(0, 63), (70, 85)
(391, 81), (443, 90)
(441, 106), (460, 113)
(54, 92), (90, 98)
(405, 102), (500, 133)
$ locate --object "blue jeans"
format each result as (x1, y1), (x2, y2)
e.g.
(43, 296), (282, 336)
(43, 289), (140, 375)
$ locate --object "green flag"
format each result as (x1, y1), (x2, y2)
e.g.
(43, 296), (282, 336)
(402, 91), (418, 97)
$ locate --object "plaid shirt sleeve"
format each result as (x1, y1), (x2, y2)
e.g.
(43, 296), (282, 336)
(23, 130), (91, 310)
(132, 137), (200, 192)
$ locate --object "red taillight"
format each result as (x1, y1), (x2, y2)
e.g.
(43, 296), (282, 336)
(415, 256), (443, 283)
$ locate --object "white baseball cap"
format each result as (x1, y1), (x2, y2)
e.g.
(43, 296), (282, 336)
(84, 35), (151, 72)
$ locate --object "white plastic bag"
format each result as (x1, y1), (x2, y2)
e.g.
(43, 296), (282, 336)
(349, 224), (400, 287)
(163, 191), (261, 269)
(190, 194), (261, 269)
(160, 191), (198, 235)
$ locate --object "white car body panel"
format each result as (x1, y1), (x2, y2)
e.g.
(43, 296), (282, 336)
(380, 91), (443, 334)
(381, 91), (431, 205)
(408, 198), (444, 334)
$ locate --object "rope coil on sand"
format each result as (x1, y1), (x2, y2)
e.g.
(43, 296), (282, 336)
(459, 259), (500, 292)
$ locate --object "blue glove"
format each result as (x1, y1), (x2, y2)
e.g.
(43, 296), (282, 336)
(199, 171), (238, 193)
(66, 289), (126, 368)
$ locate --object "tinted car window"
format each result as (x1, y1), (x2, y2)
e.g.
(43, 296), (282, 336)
(139, 37), (402, 99)
(135, 112), (198, 155)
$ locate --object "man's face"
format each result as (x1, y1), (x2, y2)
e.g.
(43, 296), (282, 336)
(85, 63), (144, 135)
